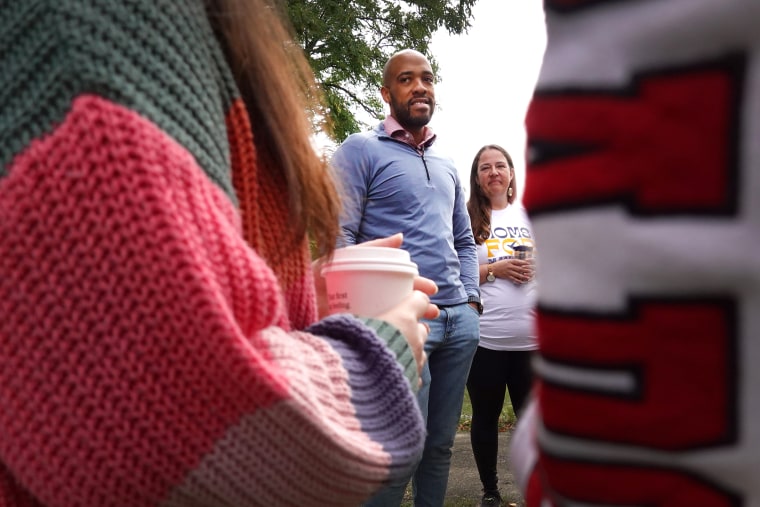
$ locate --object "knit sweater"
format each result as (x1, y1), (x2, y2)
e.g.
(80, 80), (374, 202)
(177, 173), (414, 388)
(0, 1), (424, 506)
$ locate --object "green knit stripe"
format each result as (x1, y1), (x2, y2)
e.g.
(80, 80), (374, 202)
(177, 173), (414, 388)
(359, 318), (420, 393)
(0, 0), (239, 201)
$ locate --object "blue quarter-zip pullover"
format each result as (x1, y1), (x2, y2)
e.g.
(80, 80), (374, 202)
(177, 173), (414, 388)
(332, 122), (479, 305)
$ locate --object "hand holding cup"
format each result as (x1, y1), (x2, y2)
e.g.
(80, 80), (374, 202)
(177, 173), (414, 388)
(314, 233), (438, 377)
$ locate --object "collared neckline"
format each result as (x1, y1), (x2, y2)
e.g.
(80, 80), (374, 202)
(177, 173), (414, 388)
(383, 116), (436, 151)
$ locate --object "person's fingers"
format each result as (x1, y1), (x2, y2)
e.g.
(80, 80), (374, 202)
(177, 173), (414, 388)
(311, 257), (329, 318)
(413, 275), (438, 296)
(417, 348), (428, 389)
(376, 290), (431, 380)
(521, 260), (534, 281)
(423, 301), (440, 320)
(414, 323), (429, 375)
(407, 289), (432, 317)
(507, 259), (534, 283)
(360, 233), (403, 249)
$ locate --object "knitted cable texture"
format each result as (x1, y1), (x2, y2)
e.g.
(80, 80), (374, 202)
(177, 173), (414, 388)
(0, 1), (424, 506)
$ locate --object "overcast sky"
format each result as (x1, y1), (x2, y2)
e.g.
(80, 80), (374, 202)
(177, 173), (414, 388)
(429, 1), (547, 199)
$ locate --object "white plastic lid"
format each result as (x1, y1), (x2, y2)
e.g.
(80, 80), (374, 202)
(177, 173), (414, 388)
(322, 246), (418, 275)
(332, 246), (411, 263)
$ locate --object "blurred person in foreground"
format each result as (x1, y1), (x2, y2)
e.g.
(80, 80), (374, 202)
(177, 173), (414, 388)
(331, 49), (481, 506)
(466, 145), (536, 507)
(510, 0), (760, 505)
(0, 1), (438, 505)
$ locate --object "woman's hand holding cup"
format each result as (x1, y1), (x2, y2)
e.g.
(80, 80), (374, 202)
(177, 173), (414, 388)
(314, 233), (438, 377)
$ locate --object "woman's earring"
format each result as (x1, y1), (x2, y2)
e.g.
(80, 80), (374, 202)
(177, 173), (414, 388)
(508, 187), (514, 197)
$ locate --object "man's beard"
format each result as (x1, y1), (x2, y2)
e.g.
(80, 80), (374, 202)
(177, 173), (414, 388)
(390, 94), (434, 129)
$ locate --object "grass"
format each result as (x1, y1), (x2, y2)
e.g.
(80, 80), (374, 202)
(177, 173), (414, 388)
(458, 389), (516, 432)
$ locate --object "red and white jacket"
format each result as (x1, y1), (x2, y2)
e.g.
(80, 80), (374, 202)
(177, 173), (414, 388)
(512, 0), (760, 505)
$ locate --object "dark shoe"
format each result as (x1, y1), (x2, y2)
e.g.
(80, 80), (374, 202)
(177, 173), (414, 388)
(480, 490), (502, 507)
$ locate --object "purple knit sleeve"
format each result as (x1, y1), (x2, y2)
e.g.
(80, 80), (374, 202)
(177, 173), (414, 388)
(307, 314), (425, 481)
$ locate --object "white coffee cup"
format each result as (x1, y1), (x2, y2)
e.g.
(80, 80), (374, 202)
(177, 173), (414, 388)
(321, 246), (419, 317)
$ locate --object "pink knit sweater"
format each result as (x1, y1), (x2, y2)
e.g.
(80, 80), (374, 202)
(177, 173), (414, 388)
(0, 2), (424, 506)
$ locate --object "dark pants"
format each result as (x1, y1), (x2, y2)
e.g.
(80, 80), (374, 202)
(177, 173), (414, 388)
(466, 347), (534, 493)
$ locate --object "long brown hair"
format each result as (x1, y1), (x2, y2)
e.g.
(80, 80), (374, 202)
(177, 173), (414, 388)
(206, 0), (340, 257)
(466, 144), (516, 245)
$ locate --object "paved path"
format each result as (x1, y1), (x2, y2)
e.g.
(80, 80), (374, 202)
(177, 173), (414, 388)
(402, 430), (525, 506)
(446, 431), (524, 506)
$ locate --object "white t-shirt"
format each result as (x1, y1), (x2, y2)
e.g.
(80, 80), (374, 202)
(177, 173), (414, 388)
(477, 205), (537, 351)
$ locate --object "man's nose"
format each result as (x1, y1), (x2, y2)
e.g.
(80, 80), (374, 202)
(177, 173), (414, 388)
(412, 78), (428, 92)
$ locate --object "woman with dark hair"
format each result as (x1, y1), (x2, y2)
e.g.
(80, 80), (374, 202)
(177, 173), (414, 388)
(0, 1), (436, 505)
(466, 145), (537, 507)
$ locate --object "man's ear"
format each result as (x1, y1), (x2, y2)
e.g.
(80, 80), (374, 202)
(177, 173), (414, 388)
(380, 86), (391, 104)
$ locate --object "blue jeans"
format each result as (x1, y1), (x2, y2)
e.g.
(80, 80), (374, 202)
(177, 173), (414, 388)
(363, 302), (480, 507)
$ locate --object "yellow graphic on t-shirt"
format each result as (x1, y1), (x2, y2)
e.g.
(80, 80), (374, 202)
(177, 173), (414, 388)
(485, 226), (534, 260)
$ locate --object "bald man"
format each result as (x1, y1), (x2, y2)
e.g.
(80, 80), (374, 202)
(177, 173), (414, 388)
(331, 49), (481, 507)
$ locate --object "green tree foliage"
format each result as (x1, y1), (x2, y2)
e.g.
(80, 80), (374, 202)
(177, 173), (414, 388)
(286, 0), (478, 141)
